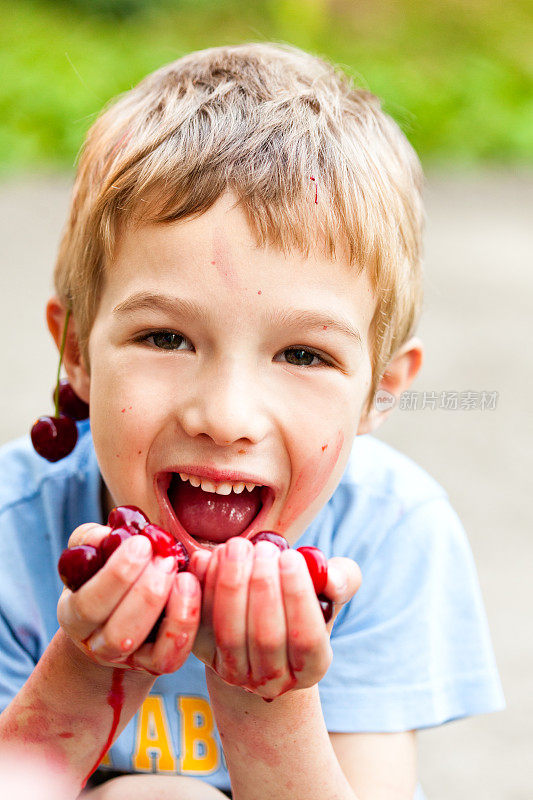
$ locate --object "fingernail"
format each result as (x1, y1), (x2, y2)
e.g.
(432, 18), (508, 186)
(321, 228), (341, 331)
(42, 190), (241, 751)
(128, 536), (152, 558)
(190, 549), (211, 580)
(159, 555), (176, 573)
(280, 548), (302, 572)
(178, 571), (199, 596)
(328, 564), (347, 594)
(226, 537), (249, 561)
(254, 540), (278, 559)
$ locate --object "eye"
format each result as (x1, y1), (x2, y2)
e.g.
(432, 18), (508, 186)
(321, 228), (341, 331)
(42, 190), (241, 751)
(277, 348), (330, 367)
(137, 331), (192, 351)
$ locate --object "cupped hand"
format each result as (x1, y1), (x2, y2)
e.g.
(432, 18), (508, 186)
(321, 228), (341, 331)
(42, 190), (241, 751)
(57, 523), (201, 676)
(189, 538), (361, 700)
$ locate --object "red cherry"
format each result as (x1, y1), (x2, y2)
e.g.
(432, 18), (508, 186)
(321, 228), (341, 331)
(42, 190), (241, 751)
(296, 546), (328, 595)
(140, 523), (176, 557)
(317, 594), (333, 623)
(31, 415), (78, 462)
(58, 545), (103, 591)
(172, 540), (189, 573)
(249, 531), (290, 550)
(138, 525), (190, 571)
(54, 379), (89, 421)
(99, 528), (134, 562)
(108, 505), (149, 533)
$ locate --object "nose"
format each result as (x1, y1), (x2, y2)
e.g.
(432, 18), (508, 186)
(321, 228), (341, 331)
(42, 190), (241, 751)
(178, 358), (270, 447)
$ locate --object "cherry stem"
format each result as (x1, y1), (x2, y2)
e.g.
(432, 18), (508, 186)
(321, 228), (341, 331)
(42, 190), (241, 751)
(53, 309), (71, 417)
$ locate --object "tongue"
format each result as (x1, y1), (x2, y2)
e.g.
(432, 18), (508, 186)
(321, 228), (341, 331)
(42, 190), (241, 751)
(168, 479), (262, 542)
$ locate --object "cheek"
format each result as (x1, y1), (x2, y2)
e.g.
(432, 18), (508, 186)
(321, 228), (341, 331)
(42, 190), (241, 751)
(276, 429), (344, 533)
(89, 366), (161, 484)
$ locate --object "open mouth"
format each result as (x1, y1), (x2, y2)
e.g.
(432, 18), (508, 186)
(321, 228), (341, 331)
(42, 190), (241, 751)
(156, 471), (274, 554)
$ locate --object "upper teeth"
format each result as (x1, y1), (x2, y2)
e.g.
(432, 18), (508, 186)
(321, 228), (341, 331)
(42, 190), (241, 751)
(178, 473), (259, 495)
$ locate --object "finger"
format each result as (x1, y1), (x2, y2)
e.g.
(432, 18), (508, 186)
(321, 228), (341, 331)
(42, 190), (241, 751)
(146, 572), (202, 674)
(86, 554), (176, 661)
(324, 557), (362, 605)
(68, 522), (111, 549)
(189, 549), (212, 585)
(279, 548), (332, 684)
(123, 640), (156, 673)
(247, 541), (288, 695)
(189, 546), (221, 668)
(202, 546), (222, 628)
(58, 535), (153, 639)
(212, 537), (253, 684)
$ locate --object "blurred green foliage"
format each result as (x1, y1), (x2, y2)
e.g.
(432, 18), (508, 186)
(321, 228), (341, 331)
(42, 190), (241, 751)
(1, 0), (532, 173)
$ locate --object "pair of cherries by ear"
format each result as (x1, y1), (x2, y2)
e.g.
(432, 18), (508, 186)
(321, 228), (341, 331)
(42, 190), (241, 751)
(31, 379), (89, 462)
(58, 509), (333, 623)
(31, 310), (89, 462)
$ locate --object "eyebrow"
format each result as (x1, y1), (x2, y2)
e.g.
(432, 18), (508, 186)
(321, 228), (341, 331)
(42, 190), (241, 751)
(113, 292), (202, 319)
(266, 308), (363, 348)
(113, 291), (363, 348)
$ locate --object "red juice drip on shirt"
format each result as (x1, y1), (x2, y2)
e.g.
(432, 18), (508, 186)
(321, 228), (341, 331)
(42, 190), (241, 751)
(310, 176), (318, 204)
(82, 668), (124, 787)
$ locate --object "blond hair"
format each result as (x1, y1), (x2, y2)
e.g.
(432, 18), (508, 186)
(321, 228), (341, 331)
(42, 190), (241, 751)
(55, 42), (424, 411)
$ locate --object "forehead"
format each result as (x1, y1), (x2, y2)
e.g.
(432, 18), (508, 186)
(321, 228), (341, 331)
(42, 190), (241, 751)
(103, 195), (377, 333)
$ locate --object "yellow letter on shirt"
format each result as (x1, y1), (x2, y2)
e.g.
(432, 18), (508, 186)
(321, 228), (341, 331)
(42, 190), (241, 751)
(133, 695), (177, 772)
(178, 696), (218, 773)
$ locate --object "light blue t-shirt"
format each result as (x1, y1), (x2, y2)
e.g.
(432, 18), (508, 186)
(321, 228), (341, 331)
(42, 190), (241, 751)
(0, 423), (504, 797)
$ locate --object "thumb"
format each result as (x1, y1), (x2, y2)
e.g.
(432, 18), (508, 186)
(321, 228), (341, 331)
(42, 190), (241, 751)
(67, 522), (111, 549)
(325, 557), (362, 605)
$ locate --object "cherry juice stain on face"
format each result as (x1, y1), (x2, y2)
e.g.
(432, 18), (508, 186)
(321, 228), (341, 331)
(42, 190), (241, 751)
(211, 228), (238, 287)
(82, 668), (124, 787)
(276, 430), (344, 534)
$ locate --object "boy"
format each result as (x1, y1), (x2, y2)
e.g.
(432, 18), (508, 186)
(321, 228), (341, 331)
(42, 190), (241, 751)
(0, 43), (503, 799)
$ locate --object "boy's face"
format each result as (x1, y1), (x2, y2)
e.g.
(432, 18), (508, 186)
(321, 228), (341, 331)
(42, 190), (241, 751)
(85, 193), (376, 551)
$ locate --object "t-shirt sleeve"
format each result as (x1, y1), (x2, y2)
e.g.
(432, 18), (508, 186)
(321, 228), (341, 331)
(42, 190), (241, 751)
(0, 501), (54, 713)
(0, 612), (38, 711)
(318, 495), (505, 732)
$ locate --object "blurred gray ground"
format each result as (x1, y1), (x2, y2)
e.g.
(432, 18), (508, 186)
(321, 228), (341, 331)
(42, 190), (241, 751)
(0, 172), (531, 798)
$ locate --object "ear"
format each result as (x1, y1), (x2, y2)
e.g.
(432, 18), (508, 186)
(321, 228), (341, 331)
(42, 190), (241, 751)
(46, 296), (91, 405)
(357, 337), (423, 435)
